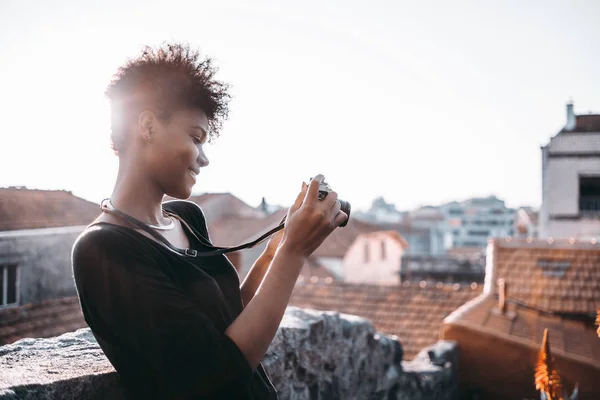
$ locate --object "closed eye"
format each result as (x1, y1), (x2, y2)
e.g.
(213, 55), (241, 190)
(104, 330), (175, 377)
(191, 134), (207, 145)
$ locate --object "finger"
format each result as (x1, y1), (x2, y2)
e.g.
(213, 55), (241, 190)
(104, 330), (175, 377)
(333, 210), (348, 227)
(304, 174), (324, 206)
(329, 200), (341, 222)
(330, 199), (341, 212)
(322, 191), (338, 209)
(288, 181), (308, 216)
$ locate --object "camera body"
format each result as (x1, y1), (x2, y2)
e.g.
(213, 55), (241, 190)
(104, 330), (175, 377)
(312, 177), (351, 227)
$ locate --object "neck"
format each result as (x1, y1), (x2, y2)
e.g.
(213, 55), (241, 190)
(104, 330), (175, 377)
(109, 157), (169, 226)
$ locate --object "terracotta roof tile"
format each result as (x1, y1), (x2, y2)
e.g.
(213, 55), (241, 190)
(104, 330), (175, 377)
(0, 188), (100, 231)
(490, 238), (600, 315)
(0, 297), (86, 345)
(289, 280), (482, 359)
(565, 114), (600, 133)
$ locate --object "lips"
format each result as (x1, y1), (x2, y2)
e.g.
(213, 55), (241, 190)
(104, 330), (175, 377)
(188, 168), (198, 180)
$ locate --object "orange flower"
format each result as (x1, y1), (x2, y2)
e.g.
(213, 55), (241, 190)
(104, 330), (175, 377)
(535, 329), (563, 400)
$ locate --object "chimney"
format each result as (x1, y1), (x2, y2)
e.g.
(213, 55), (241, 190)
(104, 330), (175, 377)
(497, 278), (507, 313)
(565, 100), (576, 131)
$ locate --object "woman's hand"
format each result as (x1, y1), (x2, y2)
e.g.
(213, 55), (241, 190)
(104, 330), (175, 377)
(279, 174), (348, 260)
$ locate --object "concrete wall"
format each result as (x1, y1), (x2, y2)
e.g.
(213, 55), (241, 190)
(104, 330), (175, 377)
(0, 226), (85, 305)
(0, 307), (461, 400)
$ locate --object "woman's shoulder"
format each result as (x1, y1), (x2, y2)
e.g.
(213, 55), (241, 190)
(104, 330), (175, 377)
(72, 222), (155, 266)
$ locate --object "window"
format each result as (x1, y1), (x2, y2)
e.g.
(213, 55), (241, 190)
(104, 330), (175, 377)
(364, 242), (370, 264)
(579, 176), (600, 216)
(381, 240), (386, 260)
(467, 230), (490, 237)
(1, 264), (18, 307)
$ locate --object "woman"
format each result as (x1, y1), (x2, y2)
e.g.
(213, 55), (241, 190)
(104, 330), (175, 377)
(71, 43), (347, 399)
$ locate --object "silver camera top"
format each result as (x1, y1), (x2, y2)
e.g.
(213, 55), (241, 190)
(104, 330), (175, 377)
(318, 180), (332, 193)
(310, 176), (332, 201)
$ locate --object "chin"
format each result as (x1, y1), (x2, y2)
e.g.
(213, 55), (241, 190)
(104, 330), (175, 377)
(165, 185), (193, 200)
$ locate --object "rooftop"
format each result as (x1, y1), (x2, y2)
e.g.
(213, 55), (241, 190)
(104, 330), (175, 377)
(487, 237), (600, 315)
(562, 113), (600, 133)
(444, 237), (600, 372)
(289, 280), (482, 359)
(0, 187), (100, 231)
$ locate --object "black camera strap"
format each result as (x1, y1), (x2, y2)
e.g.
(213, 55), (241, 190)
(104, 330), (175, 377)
(98, 199), (286, 258)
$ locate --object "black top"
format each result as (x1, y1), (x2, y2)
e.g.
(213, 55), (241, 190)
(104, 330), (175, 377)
(71, 200), (278, 400)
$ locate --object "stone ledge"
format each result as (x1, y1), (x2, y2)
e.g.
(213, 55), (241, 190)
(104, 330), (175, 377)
(0, 307), (458, 400)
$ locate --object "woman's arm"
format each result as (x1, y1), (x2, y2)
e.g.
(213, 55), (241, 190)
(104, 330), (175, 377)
(226, 176), (347, 368)
(227, 245), (304, 367)
(239, 229), (283, 305)
(239, 252), (273, 306)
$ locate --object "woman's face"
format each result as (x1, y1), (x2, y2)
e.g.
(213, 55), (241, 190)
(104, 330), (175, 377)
(143, 107), (209, 199)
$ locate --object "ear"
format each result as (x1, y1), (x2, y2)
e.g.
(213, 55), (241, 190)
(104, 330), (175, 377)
(137, 111), (156, 141)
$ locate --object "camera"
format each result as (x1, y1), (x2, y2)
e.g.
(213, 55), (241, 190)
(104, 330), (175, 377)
(311, 177), (351, 227)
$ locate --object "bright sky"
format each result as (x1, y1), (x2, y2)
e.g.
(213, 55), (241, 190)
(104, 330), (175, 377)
(1, 0), (599, 212)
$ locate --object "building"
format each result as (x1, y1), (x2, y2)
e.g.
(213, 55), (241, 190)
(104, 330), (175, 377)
(539, 101), (600, 239)
(306, 217), (383, 279)
(441, 237), (600, 399)
(341, 231), (408, 285)
(340, 228), (486, 285)
(0, 187), (100, 307)
(439, 196), (515, 250)
(399, 253), (485, 284)
(0, 187), (99, 343)
(356, 200), (447, 256)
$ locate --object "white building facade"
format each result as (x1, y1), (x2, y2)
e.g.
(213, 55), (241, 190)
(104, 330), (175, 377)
(439, 196), (515, 249)
(539, 102), (600, 239)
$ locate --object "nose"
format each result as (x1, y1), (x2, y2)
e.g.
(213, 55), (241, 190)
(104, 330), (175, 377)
(197, 146), (209, 167)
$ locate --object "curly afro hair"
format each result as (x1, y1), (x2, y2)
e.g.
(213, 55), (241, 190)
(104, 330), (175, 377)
(106, 42), (231, 152)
